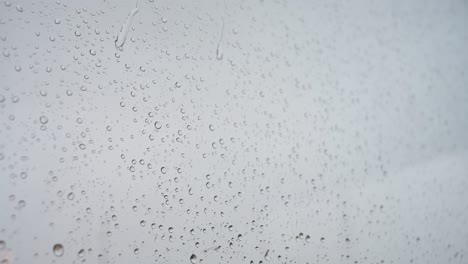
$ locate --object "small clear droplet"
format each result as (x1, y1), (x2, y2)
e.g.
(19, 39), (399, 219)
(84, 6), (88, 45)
(264, 249), (270, 261)
(154, 121), (162, 129)
(53, 244), (64, 257)
(40, 116), (49, 124)
(190, 254), (197, 263)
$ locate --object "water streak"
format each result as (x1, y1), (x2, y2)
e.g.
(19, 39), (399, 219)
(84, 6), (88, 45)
(115, 0), (142, 49)
(216, 19), (225, 60)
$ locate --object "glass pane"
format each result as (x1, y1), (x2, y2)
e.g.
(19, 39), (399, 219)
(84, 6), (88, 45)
(1, 0), (467, 263)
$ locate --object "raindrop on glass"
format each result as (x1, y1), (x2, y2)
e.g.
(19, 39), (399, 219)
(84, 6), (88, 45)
(53, 244), (64, 257)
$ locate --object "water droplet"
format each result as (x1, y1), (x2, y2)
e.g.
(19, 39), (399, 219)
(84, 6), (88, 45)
(264, 249), (270, 261)
(216, 19), (225, 60)
(154, 121), (162, 129)
(39, 116), (49, 124)
(216, 46), (223, 60)
(53, 244), (64, 257)
(190, 254), (197, 263)
(17, 200), (26, 208)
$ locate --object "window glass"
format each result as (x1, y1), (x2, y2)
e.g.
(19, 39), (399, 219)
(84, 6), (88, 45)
(1, 0), (468, 263)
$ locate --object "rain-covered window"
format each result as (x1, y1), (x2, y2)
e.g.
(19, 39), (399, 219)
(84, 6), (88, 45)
(1, 0), (468, 263)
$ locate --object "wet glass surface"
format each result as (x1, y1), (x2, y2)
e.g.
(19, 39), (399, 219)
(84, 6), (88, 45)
(1, 0), (468, 263)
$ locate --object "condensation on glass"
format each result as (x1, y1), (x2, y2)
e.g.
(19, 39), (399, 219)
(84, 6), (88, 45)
(1, 0), (468, 263)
